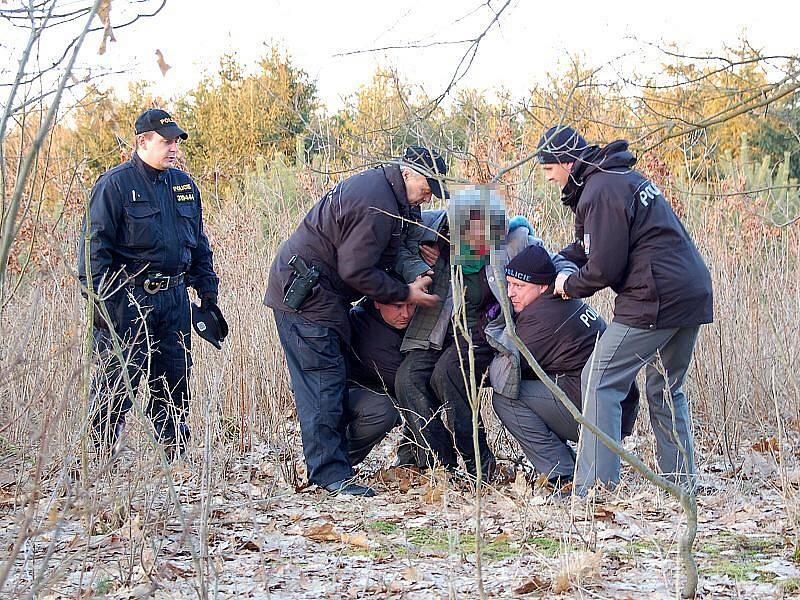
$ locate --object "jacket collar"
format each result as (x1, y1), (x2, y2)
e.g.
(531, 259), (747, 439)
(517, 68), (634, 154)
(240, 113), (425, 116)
(132, 151), (168, 183)
(561, 140), (637, 208)
(381, 164), (411, 220)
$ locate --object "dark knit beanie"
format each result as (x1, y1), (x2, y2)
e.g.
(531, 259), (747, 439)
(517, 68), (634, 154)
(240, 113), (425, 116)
(505, 245), (556, 285)
(537, 126), (588, 164)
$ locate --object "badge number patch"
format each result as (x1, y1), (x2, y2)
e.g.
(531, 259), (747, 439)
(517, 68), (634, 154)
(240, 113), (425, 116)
(173, 183), (195, 202)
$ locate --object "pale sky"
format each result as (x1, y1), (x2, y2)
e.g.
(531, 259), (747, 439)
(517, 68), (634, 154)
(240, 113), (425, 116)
(5, 0), (798, 110)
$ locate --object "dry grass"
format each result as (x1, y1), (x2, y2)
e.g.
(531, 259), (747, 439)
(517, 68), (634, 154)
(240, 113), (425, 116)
(0, 153), (799, 598)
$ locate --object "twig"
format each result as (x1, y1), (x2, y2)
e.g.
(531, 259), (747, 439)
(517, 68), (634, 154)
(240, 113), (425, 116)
(491, 264), (699, 598)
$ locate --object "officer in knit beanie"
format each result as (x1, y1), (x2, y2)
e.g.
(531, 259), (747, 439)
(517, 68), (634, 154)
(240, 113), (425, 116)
(536, 126), (588, 164)
(505, 244), (557, 285)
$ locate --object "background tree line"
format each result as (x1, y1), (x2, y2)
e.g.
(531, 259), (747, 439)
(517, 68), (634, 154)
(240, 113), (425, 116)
(3, 41), (794, 280)
(53, 43), (800, 193)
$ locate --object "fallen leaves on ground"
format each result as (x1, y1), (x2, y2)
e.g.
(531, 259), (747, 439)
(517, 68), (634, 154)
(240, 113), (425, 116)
(304, 522), (371, 548)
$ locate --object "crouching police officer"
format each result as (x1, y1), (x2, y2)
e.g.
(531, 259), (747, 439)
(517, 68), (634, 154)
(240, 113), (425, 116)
(264, 147), (444, 496)
(78, 109), (220, 460)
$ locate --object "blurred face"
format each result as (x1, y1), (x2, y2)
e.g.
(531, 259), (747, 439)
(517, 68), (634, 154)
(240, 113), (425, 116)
(506, 276), (549, 312)
(137, 132), (180, 170)
(374, 300), (417, 329)
(541, 162), (574, 190)
(465, 218), (487, 249)
(402, 168), (433, 206)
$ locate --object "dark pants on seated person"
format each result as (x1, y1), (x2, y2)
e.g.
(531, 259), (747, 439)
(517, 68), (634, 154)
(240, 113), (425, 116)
(493, 376), (639, 479)
(395, 339), (496, 476)
(345, 387), (401, 465)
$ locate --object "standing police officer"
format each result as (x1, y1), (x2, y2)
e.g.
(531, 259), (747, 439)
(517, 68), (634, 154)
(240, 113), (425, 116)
(78, 109), (220, 459)
(537, 125), (713, 494)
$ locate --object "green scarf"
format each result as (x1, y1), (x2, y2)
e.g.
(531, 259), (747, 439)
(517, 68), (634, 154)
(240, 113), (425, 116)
(458, 243), (489, 274)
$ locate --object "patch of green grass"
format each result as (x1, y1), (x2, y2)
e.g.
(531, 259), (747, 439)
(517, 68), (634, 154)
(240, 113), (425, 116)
(732, 534), (780, 556)
(699, 542), (722, 557)
(699, 533), (782, 562)
(697, 533), (782, 583)
(347, 546), (395, 560)
(405, 526), (450, 549)
(460, 534), (519, 561)
(369, 520), (398, 535)
(367, 526), (525, 561)
(792, 544), (800, 563)
(705, 532), (782, 556)
(95, 576), (114, 595)
(524, 536), (576, 558)
(624, 540), (660, 555)
(701, 559), (761, 581)
(350, 527), (571, 563)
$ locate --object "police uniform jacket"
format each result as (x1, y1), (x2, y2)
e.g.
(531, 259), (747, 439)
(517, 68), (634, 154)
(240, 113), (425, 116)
(559, 140), (713, 330)
(517, 292), (603, 375)
(347, 301), (405, 397)
(78, 152), (218, 297)
(514, 291), (639, 436)
(515, 290), (604, 404)
(264, 165), (411, 344)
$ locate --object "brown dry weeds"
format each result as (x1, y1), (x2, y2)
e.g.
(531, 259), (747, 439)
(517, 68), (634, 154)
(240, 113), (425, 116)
(1, 163), (799, 598)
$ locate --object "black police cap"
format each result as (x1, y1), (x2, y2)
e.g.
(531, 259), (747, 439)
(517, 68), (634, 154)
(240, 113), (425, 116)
(135, 108), (188, 140)
(402, 145), (449, 199)
(191, 302), (229, 350)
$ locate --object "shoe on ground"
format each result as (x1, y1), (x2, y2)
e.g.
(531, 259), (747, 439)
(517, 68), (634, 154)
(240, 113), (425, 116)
(464, 454), (497, 483)
(547, 474), (573, 497)
(323, 479), (377, 497)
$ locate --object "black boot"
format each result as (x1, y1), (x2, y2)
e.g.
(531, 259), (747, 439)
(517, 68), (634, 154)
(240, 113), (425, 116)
(322, 478), (377, 497)
(547, 474), (573, 497)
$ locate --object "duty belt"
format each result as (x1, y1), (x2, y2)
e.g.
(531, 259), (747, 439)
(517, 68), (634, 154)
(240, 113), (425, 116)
(133, 272), (186, 294)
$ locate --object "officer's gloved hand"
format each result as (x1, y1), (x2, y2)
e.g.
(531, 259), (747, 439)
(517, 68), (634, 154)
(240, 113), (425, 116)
(200, 292), (218, 312)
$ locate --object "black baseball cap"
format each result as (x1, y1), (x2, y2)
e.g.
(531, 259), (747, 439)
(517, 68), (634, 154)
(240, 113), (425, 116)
(403, 146), (449, 199)
(134, 109), (188, 140)
(191, 302), (229, 350)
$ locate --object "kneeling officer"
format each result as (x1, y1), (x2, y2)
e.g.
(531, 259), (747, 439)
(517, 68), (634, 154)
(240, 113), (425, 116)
(78, 109), (221, 460)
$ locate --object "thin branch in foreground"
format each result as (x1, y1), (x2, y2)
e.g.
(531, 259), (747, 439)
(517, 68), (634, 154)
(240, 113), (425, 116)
(490, 264), (699, 599)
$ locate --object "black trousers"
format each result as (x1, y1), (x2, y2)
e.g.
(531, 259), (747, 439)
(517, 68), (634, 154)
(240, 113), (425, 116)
(91, 284), (192, 451)
(395, 338), (496, 476)
(273, 309), (354, 487)
(345, 387), (401, 465)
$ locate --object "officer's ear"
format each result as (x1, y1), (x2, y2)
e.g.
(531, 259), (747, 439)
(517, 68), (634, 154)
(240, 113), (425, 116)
(135, 132), (153, 149)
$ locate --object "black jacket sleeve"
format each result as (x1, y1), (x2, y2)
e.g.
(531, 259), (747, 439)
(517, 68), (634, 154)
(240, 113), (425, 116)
(563, 184), (631, 299)
(559, 239), (588, 270)
(187, 183), (219, 295)
(78, 175), (123, 298)
(336, 203), (409, 303)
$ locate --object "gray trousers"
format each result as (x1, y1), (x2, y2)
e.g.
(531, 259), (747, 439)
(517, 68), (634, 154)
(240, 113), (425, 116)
(345, 387), (401, 465)
(493, 379), (579, 479)
(494, 376), (640, 480)
(575, 323), (699, 494)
